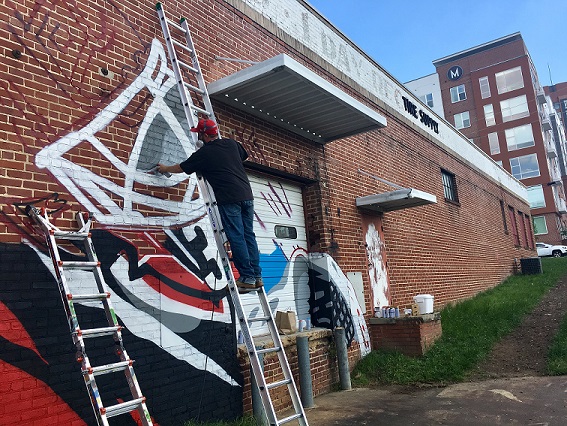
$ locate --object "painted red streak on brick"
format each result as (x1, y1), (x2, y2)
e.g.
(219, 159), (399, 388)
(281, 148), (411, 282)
(0, 360), (86, 426)
(0, 301), (47, 364)
(143, 257), (224, 312)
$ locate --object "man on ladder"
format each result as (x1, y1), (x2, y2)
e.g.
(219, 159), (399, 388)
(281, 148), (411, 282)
(157, 118), (263, 292)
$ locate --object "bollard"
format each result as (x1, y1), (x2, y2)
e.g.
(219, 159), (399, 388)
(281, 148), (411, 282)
(334, 327), (352, 390)
(251, 352), (269, 426)
(296, 335), (314, 408)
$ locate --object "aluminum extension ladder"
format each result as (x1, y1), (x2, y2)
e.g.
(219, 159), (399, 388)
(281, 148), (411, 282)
(25, 206), (153, 426)
(155, 3), (308, 425)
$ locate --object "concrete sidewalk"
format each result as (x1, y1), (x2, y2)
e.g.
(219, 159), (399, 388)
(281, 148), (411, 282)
(302, 376), (567, 425)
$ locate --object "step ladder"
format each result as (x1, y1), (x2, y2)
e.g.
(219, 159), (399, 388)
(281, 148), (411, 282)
(25, 205), (153, 426)
(155, 3), (309, 425)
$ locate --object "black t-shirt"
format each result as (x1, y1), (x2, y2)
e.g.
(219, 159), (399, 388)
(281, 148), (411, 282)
(179, 138), (253, 205)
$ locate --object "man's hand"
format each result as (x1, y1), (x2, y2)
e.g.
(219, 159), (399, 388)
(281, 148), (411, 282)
(156, 163), (183, 175)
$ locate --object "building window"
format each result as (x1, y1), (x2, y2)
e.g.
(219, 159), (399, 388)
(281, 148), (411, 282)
(484, 104), (496, 126)
(488, 132), (500, 154)
(527, 185), (545, 208)
(510, 153), (540, 180)
(500, 200), (508, 233)
(441, 169), (459, 203)
(508, 206), (520, 246)
(454, 111), (470, 129)
(450, 84), (467, 103)
(274, 225), (298, 239)
(496, 160), (503, 167)
(479, 76), (491, 99)
(525, 213), (534, 249)
(419, 93), (434, 107)
(532, 216), (548, 235)
(505, 124), (535, 151)
(518, 210), (528, 248)
(500, 95), (529, 122)
(496, 66), (524, 94)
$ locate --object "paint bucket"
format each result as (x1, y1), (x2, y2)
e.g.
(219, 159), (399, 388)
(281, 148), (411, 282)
(413, 294), (434, 314)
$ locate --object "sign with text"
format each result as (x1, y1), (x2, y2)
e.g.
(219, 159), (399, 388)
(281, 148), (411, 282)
(401, 96), (439, 134)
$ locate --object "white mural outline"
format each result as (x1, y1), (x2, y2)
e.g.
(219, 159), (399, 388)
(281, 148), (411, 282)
(34, 39), (201, 228)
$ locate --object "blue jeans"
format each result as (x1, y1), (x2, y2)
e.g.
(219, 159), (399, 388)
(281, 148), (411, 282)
(218, 200), (262, 285)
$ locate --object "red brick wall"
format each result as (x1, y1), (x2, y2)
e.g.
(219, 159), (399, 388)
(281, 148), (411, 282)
(238, 330), (360, 415)
(369, 316), (442, 357)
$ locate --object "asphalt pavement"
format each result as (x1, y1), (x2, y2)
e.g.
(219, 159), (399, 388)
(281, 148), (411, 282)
(303, 376), (567, 425)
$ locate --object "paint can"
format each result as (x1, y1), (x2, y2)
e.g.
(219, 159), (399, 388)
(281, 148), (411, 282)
(298, 319), (306, 332)
(305, 318), (311, 330)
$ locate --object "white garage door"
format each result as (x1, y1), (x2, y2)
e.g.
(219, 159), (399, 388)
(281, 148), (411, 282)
(242, 173), (310, 333)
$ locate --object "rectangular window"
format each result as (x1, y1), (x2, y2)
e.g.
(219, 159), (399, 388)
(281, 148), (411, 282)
(496, 160), (503, 167)
(479, 76), (491, 99)
(505, 124), (535, 151)
(527, 185), (545, 208)
(532, 216), (548, 235)
(441, 169), (459, 203)
(509, 153), (540, 180)
(525, 214), (534, 249)
(484, 104), (495, 126)
(450, 84), (467, 103)
(500, 200), (508, 233)
(517, 211), (525, 247)
(496, 66), (524, 94)
(508, 206), (520, 246)
(419, 93), (434, 107)
(488, 132), (500, 154)
(501, 95), (529, 122)
(454, 111), (470, 129)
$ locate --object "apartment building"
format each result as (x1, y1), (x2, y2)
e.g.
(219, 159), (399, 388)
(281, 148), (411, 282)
(409, 33), (567, 244)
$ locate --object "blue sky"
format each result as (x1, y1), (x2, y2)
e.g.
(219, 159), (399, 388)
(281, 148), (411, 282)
(306, 0), (567, 86)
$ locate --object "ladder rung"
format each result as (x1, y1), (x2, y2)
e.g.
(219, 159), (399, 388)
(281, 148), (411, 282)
(53, 231), (90, 240)
(78, 326), (121, 339)
(182, 80), (205, 94)
(172, 38), (193, 53)
(165, 18), (186, 33)
(248, 316), (270, 323)
(68, 292), (110, 301)
(103, 397), (145, 418)
(266, 378), (292, 390)
(277, 413), (303, 425)
(189, 104), (211, 116)
(58, 260), (99, 270)
(86, 360), (133, 376)
(177, 60), (199, 74)
(256, 346), (281, 355)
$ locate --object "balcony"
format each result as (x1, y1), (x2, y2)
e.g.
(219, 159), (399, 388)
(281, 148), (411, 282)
(547, 145), (558, 158)
(536, 88), (547, 105)
(542, 116), (552, 131)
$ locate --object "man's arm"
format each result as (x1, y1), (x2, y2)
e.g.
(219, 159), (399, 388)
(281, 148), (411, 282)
(157, 163), (184, 174)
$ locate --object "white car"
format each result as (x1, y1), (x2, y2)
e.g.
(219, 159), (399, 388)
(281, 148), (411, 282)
(536, 242), (567, 258)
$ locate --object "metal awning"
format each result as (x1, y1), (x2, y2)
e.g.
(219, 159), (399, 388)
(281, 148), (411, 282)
(356, 188), (437, 213)
(208, 54), (387, 144)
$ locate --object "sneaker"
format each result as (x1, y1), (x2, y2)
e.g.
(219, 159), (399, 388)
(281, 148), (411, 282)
(255, 278), (264, 288)
(236, 279), (256, 293)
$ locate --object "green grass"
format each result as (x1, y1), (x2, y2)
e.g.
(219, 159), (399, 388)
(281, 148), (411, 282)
(184, 416), (259, 426)
(352, 257), (567, 386)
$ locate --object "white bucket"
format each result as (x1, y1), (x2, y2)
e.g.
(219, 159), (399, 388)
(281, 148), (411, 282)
(413, 294), (434, 314)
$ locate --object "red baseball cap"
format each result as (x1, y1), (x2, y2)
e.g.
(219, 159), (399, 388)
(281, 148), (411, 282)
(190, 118), (218, 135)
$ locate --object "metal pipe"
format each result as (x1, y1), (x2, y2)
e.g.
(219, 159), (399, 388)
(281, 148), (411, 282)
(334, 327), (352, 390)
(296, 335), (314, 408)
